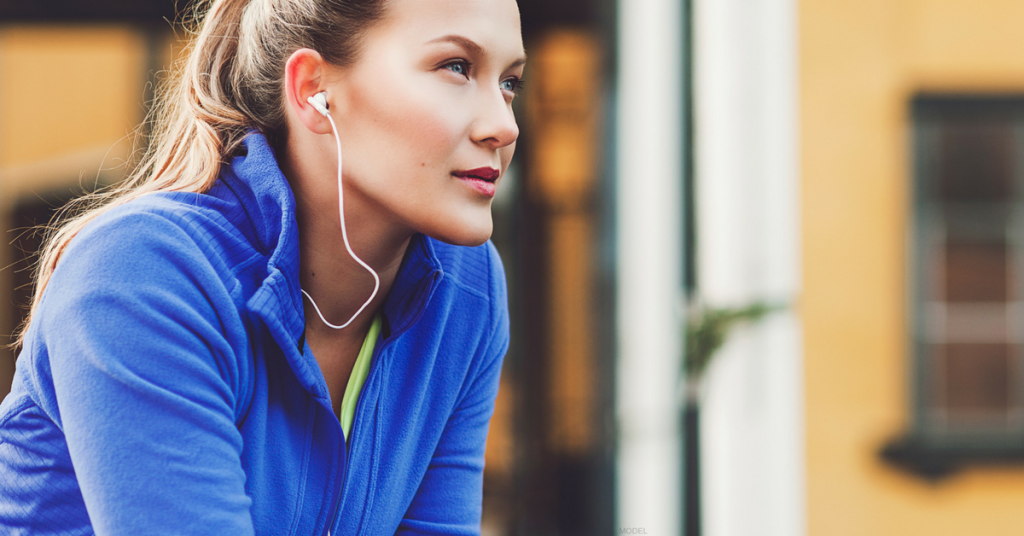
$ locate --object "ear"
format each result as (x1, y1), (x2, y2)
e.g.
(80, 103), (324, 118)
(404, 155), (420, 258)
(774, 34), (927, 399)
(284, 48), (333, 135)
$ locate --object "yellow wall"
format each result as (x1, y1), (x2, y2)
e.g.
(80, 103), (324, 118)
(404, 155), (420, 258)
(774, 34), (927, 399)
(0, 26), (146, 168)
(802, 0), (1024, 534)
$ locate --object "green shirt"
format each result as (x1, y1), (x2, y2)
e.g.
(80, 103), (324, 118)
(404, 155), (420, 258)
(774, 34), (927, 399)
(339, 314), (382, 441)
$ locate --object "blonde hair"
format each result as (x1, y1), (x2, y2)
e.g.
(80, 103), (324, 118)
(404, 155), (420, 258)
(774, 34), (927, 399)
(14, 0), (385, 348)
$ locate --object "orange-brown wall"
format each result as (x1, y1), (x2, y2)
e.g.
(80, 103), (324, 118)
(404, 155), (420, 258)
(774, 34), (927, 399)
(802, 1), (1024, 534)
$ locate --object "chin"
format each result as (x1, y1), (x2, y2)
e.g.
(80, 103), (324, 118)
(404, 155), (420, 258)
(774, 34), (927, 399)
(426, 214), (493, 247)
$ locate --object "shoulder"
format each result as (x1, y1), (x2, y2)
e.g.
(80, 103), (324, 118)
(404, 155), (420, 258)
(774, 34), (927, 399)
(77, 191), (257, 259)
(53, 192), (263, 293)
(35, 193), (264, 345)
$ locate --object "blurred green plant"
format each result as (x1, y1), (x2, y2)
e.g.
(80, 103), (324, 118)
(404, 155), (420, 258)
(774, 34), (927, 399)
(683, 301), (784, 382)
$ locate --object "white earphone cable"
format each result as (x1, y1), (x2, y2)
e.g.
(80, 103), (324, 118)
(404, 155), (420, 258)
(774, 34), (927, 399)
(300, 100), (380, 330)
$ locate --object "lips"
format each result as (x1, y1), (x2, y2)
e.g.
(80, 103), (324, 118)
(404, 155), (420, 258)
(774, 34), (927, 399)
(452, 167), (500, 198)
(452, 167), (500, 182)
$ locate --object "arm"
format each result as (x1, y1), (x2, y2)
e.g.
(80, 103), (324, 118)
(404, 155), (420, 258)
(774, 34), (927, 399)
(40, 210), (254, 535)
(396, 323), (509, 536)
(397, 249), (511, 536)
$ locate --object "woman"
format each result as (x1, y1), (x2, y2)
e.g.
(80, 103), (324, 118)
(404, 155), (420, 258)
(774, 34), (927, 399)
(0, 0), (524, 533)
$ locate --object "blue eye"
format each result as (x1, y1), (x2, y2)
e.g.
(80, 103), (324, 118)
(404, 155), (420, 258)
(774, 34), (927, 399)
(500, 77), (523, 94)
(443, 60), (470, 77)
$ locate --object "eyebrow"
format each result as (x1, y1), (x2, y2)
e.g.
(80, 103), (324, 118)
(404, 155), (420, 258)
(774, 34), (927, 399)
(426, 34), (527, 70)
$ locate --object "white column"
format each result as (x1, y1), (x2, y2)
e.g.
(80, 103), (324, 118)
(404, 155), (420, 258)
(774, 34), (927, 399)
(693, 0), (804, 535)
(615, 0), (684, 534)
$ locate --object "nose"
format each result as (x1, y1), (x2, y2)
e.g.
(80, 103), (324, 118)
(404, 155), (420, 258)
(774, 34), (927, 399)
(471, 86), (520, 150)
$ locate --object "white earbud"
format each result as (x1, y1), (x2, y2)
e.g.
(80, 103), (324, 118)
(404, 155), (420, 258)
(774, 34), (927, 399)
(307, 91), (330, 117)
(300, 90), (381, 330)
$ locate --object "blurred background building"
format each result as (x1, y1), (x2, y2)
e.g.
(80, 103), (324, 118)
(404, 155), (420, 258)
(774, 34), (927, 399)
(3, 0), (1024, 535)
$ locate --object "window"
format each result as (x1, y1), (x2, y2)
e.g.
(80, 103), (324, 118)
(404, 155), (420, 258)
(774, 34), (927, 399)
(885, 96), (1024, 477)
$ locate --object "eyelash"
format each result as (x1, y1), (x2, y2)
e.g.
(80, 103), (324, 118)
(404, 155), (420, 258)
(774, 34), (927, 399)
(441, 60), (525, 96)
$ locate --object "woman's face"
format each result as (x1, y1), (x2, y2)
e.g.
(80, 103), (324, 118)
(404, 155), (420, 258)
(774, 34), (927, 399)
(326, 0), (525, 247)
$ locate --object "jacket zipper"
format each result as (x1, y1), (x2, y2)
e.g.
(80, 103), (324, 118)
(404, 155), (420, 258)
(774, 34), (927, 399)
(323, 326), (397, 536)
(324, 449), (345, 536)
(322, 273), (440, 535)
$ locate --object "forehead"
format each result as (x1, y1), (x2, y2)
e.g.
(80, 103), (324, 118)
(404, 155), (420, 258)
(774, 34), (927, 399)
(375, 0), (524, 54)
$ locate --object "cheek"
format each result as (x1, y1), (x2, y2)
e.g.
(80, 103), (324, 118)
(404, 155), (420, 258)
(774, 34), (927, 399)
(351, 82), (467, 171)
(403, 110), (463, 166)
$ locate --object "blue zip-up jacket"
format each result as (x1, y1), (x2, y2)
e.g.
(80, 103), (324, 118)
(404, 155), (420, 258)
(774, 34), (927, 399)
(0, 133), (510, 536)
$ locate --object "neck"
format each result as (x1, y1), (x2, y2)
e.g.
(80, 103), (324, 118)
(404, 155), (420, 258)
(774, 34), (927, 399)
(299, 211), (410, 338)
(282, 134), (413, 338)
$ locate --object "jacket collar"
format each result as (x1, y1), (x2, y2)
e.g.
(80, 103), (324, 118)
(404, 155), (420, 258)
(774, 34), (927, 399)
(226, 133), (444, 400)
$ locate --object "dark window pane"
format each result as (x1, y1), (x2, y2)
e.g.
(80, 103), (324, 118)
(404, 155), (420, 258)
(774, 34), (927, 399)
(944, 241), (1007, 302)
(936, 343), (1011, 417)
(939, 120), (1014, 202)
